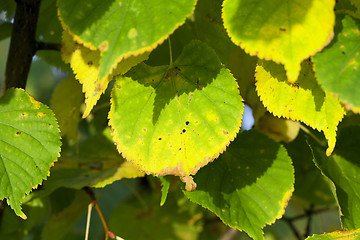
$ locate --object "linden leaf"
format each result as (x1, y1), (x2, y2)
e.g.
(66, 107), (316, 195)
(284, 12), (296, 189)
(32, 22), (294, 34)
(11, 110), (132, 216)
(109, 40), (244, 178)
(0, 88), (61, 219)
(57, 0), (197, 80)
(184, 130), (294, 240)
(61, 31), (149, 118)
(311, 126), (360, 229)
(222, 0), (335, 82)
(313, 14), (360, 113)
(255, 60), (345, 156)
(305, 229), (360, 240)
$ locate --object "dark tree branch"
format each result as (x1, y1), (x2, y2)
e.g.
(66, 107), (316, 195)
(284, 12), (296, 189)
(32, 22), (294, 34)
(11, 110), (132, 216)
(35, 41), (61, 52)
(304, 205), (315, 238)
(2, 0), (41, 93)
(282, 206), (336, 240)
(284, 218), (303, 240)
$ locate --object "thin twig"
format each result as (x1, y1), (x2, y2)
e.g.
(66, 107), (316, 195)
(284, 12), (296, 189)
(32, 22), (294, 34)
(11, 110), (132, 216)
(219, 228), (239, 240)
(299, 124), (325, 147)
(283, 218), (303, 240)
(304, 205), (315, 238)
(284, 206), (334, 222)
(83, 187), (110, 240)
(35, 41), (61, 51)
(168, 37), (173, 66)
(85, 203), (93, 240)
(282, 206), (336, 240)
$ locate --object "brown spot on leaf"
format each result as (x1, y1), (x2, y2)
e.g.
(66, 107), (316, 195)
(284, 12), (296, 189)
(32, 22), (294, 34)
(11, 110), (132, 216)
(99, 41), (109, 52)
(223, 130), (228, 135)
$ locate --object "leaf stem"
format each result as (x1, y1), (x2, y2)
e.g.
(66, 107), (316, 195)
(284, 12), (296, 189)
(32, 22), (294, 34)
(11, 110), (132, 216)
(168, 37), (173, 66)
(85, 203), (93, 240)
(299, 124), (325, 147)
(83, 187), (110, 240)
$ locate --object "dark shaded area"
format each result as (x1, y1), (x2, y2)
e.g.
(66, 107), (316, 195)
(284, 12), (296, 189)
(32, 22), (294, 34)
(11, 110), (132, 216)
(190, 129), (278, 198)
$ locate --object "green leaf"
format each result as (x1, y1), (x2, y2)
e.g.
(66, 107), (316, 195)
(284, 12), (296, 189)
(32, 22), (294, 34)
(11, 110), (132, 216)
(61, 31), (150, 118)
(305, 229), (360, 240)
(57, 0), (197, 79)
(184, 130), (294, 240)
(159, 176), (171, 206)
(222, 0), (335, 82)
(51, 75), (83, 142)
(313, 14), (360, 113)
(0, 88), (61, 219)
(109, 192), (203, 240)
(109, 40), (244, 178)
(310, 126), (360, 229)
(255, 59), (345, 156)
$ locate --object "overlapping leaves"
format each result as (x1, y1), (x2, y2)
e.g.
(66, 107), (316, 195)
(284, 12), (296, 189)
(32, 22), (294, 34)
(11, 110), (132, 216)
(255, 60), (345, 156)
(61, 31), (150, 118)
(57, 0), (197, 80)
(0, 89), (61, 218)
(313, 14), (360, 113)
(184, 130), (294, 240)
(109, 40), (244, 179)
(311, 126), (360, 229)
(305, 229), (360, 240)
(222, 0), (335, 82)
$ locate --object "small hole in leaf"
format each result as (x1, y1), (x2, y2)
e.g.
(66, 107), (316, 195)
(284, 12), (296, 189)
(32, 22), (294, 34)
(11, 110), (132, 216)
(16, 131), (21, 135)
(182, 129), (186, 133)
(185, 121), (189, 125)
(88, 61), (93, 65)
(179, 148), (181, 150)
(158, 138), (162, 140)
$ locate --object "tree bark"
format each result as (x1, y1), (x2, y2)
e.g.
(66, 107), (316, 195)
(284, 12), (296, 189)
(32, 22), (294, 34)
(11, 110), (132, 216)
(2, 0), (41, 93)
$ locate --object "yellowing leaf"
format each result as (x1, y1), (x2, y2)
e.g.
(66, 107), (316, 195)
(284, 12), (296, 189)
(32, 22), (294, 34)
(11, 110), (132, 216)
(61, 31), (149, 118)
(109, 41), (244, 178)
(255, 60), (345, 156)
(222, 0), (335, 82)
(305, 229), (360, 240)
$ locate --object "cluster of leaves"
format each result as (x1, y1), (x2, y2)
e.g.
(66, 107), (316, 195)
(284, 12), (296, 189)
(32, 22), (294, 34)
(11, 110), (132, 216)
(1, 0), (360, 239)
